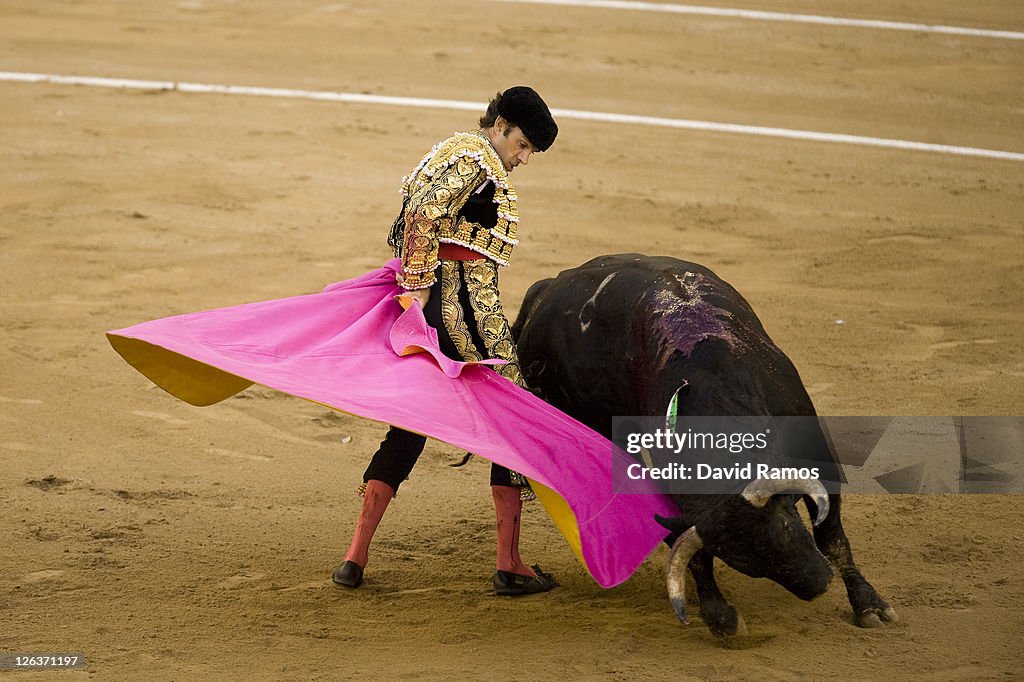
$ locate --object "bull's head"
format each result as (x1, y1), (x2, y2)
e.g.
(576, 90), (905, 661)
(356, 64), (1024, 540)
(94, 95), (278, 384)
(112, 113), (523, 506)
(656, 478), (833, 628)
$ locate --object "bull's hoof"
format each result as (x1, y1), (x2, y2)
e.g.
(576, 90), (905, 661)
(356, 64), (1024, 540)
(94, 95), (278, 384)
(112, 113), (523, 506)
(727, 614), (748, 637)
(857, 605), (898, 628)
(702, 603), (746, 639)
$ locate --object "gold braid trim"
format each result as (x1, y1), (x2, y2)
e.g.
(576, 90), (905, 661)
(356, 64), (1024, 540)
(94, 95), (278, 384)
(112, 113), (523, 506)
(439, 261), (484, 363)
(462, 260), (526, 388)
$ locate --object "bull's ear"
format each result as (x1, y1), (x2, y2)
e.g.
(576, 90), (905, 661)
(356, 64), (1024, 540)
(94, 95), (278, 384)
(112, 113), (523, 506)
(655, 514), (689, 533)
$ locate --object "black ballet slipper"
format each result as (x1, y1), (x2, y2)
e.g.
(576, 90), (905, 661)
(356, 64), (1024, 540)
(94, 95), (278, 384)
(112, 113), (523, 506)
(332, 560), (364, 588)
(493, 564), (558, 596)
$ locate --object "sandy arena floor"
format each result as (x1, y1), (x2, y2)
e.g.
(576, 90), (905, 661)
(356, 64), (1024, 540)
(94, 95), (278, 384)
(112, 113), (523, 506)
(2, 1), (1022, 679)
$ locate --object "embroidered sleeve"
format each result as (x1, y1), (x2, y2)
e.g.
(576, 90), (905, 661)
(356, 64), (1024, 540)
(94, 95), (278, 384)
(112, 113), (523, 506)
(398, 138), (495, 290)
(399, 210), (443, 290)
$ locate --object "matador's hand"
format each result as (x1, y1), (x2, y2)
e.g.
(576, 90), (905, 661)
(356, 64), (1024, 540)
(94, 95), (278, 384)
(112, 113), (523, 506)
(396, 272), (430, 309)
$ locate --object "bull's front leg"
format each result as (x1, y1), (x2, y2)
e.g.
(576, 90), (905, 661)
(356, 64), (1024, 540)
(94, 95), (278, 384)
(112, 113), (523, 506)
(807, 493), (897, 628)
(689, 548), (747, 638)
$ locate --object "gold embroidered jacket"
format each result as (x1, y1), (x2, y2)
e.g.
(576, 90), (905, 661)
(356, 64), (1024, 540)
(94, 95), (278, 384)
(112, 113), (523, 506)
(390, 131), (519, 290)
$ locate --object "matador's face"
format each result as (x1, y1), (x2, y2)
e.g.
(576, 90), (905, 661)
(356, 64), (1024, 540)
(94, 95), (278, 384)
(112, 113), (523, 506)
(489, 121), (540, 173)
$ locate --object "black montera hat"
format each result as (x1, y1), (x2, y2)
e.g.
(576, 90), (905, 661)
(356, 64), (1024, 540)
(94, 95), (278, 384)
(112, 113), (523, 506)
(497, 86), (558, 151)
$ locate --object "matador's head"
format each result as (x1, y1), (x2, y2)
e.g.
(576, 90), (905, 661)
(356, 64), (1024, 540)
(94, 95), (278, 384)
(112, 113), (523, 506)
(480, 86), (558, 172)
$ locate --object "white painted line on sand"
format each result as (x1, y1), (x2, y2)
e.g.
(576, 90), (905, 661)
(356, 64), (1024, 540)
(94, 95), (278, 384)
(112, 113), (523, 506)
(550, 107), (1024, 161)
(490, 0), (1024, 41)
(2, 71), (1022, 162)
(0, 70), (482, 111)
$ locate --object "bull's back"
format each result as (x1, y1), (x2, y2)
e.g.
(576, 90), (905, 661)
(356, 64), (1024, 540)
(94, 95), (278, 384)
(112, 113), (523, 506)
(513, 254), (817, 430)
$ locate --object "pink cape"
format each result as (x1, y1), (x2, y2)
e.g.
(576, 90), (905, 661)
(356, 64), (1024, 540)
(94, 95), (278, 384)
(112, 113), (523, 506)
(107, 259), (676, 587)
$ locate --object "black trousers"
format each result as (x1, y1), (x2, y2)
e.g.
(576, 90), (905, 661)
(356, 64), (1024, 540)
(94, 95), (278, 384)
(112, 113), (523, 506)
(362, 263), (520, 491)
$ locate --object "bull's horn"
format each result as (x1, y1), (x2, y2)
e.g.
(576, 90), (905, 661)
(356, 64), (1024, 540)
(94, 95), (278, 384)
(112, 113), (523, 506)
(741, 478), (830, 526)
(665, 526), (703, 625)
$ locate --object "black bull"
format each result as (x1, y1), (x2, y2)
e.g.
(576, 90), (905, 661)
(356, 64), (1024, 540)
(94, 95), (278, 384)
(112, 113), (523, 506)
(511, 254), (896, 638)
